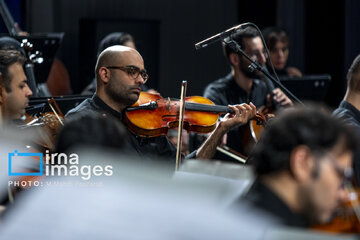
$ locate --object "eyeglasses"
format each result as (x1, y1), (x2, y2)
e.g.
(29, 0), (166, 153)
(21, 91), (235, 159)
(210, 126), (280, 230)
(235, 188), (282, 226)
(106, 65), (149, 83)
(320, 152), (353, 188)
(243, 49), (268, 60)
(329, 160), (353, 183)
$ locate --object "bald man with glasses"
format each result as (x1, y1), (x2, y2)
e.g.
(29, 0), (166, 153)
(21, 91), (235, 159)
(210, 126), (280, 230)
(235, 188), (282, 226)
(66, 45), (256, 161)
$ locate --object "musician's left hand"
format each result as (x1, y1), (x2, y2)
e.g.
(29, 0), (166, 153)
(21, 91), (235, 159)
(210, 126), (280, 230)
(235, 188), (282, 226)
(272, 88), (293, 107)
(195, 102), (255, 160)
(219, 102), (256, 131)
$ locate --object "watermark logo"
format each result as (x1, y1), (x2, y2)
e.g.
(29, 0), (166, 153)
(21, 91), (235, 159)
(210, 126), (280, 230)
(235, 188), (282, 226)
(7, 150), (113, 181)
(8, 150), (43, 176)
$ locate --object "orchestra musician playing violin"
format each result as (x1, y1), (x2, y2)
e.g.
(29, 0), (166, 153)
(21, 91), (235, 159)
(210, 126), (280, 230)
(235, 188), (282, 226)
(66, 45), (256, 160)
(232, 106), (357, 228)
(202, 26), (293, 156)
(0, 49), (32, 125)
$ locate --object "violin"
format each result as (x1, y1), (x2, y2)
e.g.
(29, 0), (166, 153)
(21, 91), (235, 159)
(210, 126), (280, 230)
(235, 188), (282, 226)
(312, 183), (360, 233)
(10, 98), (64, 194)
(124, 91), (264, 137)
(229, 106), (274, 157)
(248, 107), (275, 143)
(24, 98), (65, 149)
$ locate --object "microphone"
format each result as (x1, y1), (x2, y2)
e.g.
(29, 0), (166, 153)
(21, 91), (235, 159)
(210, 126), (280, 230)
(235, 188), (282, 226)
(195, 23), (249, 50)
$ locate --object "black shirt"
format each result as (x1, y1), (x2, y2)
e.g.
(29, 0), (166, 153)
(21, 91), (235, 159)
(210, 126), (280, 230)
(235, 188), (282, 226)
(333, 100), (360, 183)
(203, 73), (270, 108)
(233, 180), (308, 228)
(333, 100), (360, 128)
(203, 73), (271, 156)
(66, 94), (196, 161)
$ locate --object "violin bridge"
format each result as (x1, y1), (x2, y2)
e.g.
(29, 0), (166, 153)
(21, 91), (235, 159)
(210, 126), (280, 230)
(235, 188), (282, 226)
(167, 97), (172, 112)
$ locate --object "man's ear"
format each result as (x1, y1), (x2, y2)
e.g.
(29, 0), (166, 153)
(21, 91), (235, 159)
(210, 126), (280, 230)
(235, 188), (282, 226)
(289, 145), (314, 183)
(99, 67), (111, 84)
(229, 53), (240, 67)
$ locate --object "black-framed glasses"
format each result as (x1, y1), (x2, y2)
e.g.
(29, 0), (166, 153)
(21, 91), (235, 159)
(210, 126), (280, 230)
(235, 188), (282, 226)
(106, 65), (149, 83)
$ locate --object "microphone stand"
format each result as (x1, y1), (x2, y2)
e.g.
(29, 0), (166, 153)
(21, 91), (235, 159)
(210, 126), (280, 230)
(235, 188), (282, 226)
(223, 37), (304, 106)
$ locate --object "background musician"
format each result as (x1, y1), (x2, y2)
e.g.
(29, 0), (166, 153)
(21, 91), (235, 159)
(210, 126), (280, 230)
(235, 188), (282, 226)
(262, 27), (302, 77)
(333, 54), (360, 184)
(200, 26), (293, 157)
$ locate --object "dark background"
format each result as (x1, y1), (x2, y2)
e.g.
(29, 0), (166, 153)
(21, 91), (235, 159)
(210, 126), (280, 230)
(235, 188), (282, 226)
(1, 0), (360, 108)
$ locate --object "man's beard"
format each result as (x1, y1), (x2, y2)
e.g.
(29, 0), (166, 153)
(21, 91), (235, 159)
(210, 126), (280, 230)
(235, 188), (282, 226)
(105, 82), (139, 108)
(297, 183), (335, 225)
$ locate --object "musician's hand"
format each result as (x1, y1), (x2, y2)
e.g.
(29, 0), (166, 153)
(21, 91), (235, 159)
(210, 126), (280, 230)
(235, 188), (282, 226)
(286, 67), (302, 77)
(219, 102), (256, 131)
(272, 88), (293, 107)
(195, 102), (255, 160)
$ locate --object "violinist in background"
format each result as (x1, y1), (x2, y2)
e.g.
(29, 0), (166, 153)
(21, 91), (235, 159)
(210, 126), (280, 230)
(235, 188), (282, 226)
(232, 106), (357, 228)
(0, 49), (32, 125)
(66, 45), (256, 161)
(202, 26), (292, 157)
(333, 54), (360, 184)
(262, 27), (302, 77)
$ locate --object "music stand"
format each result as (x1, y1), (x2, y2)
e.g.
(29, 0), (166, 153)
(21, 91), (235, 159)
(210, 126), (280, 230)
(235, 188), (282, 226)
(0, 33), (64, 84)
(27, 95), (90, 115)
(279, 74), (331, 102)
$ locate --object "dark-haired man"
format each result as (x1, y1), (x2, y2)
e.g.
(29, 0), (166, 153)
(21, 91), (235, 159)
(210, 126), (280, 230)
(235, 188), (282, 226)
(333, 54), (360, 184)
(232, 107), (356, 227)
(0, 49), (32, 123)
(203, 26), (292, 156)
(67, 45), (256, 160)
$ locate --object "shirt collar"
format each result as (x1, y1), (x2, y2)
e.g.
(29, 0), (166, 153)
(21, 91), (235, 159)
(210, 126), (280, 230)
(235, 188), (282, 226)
(92, 94), (123, 120)
(340, 100), (360, 119)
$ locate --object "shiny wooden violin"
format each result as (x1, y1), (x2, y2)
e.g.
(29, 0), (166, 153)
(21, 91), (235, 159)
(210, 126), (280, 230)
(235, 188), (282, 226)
(24, 98), (64, 149)
(124, 91), (265, 138)
(11, 98), (65, 192)
(312, 182), (360, 233)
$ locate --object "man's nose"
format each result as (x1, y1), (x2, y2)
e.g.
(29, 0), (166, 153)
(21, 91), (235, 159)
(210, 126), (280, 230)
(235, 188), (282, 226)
(338, 186), (349, 204)
(136, 75), (145, 85)
(278, 50), (285, 58)
(26, 85), (33, 97)
(258, 53), (266, 65)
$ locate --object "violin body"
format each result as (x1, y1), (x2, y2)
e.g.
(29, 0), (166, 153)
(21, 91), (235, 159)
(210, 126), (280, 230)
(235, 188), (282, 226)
(249, 112), (274, 143)
(124, 92), (220, 137)
(13, 99), (65, 191)
(312, 186), (360, 233)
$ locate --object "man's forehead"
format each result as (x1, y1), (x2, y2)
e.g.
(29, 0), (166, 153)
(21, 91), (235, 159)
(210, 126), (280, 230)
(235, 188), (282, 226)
(115, 50), (144, 67)
(243, 36), (263, 50)
(8, 62), (24, 74)
(8, 63), (26, 79)
(318, 145), (352, 166)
